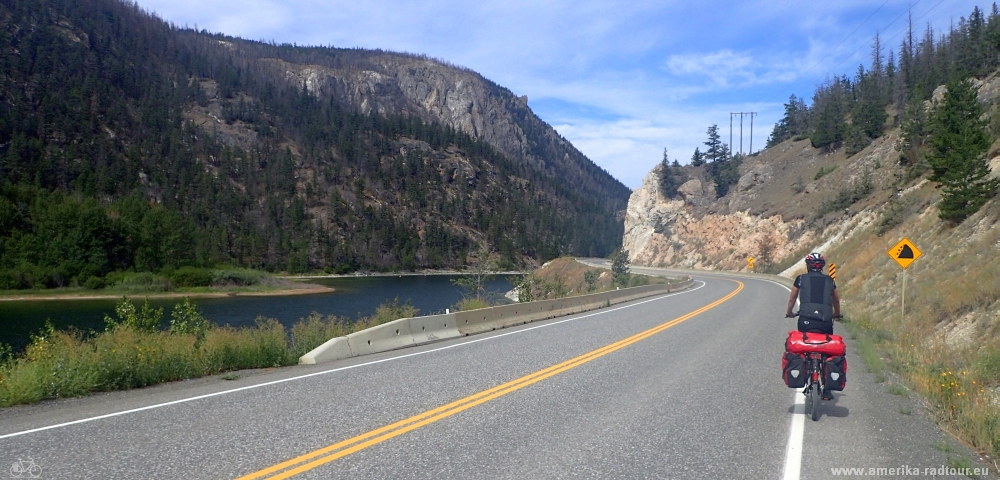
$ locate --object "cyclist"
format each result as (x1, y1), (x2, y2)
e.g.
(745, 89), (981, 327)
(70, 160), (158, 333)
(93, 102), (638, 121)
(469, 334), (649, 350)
(785, 252), (841, 399)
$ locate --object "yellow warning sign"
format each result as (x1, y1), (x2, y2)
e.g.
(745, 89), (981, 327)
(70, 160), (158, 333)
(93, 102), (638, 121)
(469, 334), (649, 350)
(888, 238), (922, 269)
(828, 263), (837, 280)
(748, 257), (755, 270)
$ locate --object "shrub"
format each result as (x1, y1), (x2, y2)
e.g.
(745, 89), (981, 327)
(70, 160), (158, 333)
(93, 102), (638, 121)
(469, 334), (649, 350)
(169, 298), (209, 346)
(814, 165), (837, 180)
(0, 269), (26, 290)
(0, 298), (425, 407)
(874, 198), (912, 237)
(170, 267), (212, 287)
(454, 297), (490, 311)
(113, 272), (173, 292)
(104, 297), (164, 333)
(628, 275), (649, 287)
(83, 275), (105, 289)
(211, 268), (267, 287)
(289, 313), (351, 358)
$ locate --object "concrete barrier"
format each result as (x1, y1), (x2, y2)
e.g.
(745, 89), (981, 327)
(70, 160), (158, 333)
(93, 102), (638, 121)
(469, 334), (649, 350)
(298, 337), (353, 365)
(299, 278), (695, 364)
(408, 313), (461, 344)
(346, 317), (415, 356)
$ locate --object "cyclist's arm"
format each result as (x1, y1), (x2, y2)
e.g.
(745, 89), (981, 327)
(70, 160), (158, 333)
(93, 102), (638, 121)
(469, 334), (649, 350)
(832, 288), (841, 317)
(786, 286), (799, 316)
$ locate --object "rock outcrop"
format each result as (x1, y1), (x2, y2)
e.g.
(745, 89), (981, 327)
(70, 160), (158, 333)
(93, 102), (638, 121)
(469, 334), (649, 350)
(623, 130), (916, 273)
(624, 164), (809, 271)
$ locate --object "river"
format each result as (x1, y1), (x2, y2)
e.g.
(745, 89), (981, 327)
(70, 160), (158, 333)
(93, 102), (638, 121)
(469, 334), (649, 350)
(0, 275), (516, 353)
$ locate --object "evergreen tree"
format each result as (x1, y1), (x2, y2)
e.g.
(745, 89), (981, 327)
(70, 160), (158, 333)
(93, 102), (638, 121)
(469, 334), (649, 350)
(928, 78), (999, 223)
(690, 147), (705, 167)
(610, 247), (630, 287)
(810, 77), (850, 148)
(703, 125), (728, 163)
(767, 94), (809, 147)
(899, 93), (929, 166)
(659, 149), (679, 199)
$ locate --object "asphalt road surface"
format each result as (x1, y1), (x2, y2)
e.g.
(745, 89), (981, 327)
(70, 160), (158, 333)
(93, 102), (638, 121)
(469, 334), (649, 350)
(0, 269), (985, 479)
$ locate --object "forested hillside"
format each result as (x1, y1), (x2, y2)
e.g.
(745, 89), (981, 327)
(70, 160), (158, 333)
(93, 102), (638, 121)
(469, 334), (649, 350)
(769, 5), (1000, 165)
(0, 0), (630, 289)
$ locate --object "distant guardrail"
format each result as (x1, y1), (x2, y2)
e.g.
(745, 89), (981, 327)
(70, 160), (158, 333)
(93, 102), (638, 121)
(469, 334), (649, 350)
(300, 278), (695, 364)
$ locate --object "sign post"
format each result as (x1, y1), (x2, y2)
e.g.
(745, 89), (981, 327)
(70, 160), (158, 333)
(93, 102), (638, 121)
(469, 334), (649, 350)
(887, 238), (922, 319)
(748, 256), (755, 272)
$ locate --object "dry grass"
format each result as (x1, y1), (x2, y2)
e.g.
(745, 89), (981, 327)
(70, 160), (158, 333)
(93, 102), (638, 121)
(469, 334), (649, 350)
(826, 195), (1000, 458)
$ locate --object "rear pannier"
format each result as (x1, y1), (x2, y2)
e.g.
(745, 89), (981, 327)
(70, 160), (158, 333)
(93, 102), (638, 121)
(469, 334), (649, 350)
(824, 356), (847, 391)
(782, 351), (807, 388)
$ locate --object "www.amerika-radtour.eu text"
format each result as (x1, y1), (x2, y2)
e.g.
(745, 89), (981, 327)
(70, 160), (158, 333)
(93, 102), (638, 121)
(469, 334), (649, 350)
(830, 465), (991, 476)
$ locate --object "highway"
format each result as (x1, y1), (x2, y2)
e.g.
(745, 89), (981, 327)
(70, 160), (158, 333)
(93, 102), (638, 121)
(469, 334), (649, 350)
(0, 269), (980, 479)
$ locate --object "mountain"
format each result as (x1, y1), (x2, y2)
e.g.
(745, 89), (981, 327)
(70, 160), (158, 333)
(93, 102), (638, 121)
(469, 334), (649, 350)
(0, 0), (630, 287)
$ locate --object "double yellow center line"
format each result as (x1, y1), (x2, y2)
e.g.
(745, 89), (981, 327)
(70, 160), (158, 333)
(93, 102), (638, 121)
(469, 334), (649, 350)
(238, 281), (743, 479)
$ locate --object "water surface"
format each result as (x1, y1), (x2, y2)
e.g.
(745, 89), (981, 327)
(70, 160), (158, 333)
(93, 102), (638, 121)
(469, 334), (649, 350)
(0, 275), (515, 353)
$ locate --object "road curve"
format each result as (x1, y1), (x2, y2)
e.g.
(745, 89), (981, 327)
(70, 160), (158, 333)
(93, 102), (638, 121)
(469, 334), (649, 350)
(0, 270), (981, 479)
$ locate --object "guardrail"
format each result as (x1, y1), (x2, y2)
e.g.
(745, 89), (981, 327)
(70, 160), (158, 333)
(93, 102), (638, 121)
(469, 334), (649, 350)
(300, 278), (695, 364)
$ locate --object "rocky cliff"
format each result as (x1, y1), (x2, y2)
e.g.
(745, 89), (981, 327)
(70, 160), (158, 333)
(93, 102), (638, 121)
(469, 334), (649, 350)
(251, 49), (625, 205)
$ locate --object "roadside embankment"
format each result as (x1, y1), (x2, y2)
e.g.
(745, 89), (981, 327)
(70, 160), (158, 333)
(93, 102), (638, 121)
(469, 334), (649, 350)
(823, 198), (1000, 461)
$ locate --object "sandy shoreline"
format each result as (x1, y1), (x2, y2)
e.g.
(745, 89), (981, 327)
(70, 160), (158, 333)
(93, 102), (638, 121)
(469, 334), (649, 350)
(284, 270), (527, 279)
(0, 286), (334, 302)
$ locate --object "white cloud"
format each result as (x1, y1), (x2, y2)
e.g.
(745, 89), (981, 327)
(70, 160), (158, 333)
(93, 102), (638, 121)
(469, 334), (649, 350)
(667, 50), (755, 87)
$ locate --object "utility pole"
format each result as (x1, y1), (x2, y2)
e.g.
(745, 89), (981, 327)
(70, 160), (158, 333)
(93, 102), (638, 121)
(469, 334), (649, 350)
(729, 114), (733, 158)
(729, 112), (758, 156)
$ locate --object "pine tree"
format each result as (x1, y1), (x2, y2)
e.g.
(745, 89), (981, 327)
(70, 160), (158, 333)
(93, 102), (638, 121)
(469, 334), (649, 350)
(767, 94), (809, 147)
(659, 148), (679, 199)
(610, 247), (630, 287)
(703, 125), (728, 163)
(690, 147), (705, 167)
(928, 78), (999, 223)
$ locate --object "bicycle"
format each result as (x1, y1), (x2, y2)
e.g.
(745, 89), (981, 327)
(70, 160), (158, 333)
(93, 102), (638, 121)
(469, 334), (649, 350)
(784, 312), (845, 421)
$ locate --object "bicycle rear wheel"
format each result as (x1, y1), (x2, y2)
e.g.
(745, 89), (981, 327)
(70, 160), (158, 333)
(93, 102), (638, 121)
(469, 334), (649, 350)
(810, 383), (821, 421)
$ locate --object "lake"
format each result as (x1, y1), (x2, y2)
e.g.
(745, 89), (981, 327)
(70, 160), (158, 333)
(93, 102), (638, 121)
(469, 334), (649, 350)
(0, 275), (516, 353)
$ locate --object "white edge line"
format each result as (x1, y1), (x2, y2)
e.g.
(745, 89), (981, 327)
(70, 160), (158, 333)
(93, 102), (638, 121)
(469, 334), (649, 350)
(783, 389), (806, 480)
(764, 279), (805, 480)
(1, 281), (710, 440)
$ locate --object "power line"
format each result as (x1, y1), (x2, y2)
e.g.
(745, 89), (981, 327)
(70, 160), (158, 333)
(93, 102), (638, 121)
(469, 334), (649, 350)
(800, 0), (892, 79)
(825, 0), (948, 76)
(881, 0), (947, 45)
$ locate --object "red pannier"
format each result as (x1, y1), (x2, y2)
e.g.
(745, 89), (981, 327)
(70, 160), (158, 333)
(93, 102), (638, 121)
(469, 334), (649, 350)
(785, 331), (846, 356)
(782, 351), (807, 388)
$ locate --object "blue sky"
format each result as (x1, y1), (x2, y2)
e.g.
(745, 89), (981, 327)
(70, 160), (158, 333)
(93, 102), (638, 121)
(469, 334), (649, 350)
(137, 0), (985, 189)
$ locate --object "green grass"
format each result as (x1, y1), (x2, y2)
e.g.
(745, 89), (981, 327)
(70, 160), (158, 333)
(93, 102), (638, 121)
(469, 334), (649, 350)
(841, 315), (888, 383)
(889, 384), (909, 397)
(932, 440), (957, 453)
(0, 298), (418, 408)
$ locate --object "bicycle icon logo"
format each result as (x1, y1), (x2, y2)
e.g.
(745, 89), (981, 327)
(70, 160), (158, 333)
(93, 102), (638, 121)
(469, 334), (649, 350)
(9, 457), (41, 478)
